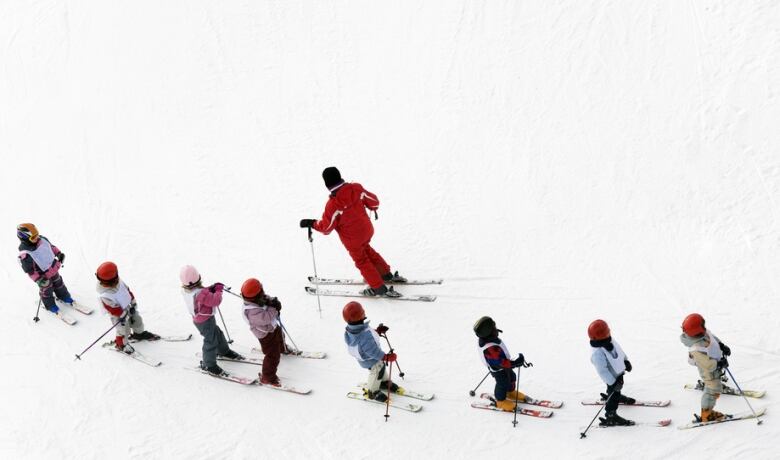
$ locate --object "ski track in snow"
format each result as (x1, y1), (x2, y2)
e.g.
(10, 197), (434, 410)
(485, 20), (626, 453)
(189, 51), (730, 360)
(1, 1), (779, 459)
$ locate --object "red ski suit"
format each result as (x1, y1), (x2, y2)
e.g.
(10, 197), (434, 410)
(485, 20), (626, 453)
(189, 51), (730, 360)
(312, 183), (391, 289)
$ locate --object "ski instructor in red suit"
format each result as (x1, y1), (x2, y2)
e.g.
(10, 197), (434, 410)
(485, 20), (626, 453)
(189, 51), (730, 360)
(300, 167), (406, 298)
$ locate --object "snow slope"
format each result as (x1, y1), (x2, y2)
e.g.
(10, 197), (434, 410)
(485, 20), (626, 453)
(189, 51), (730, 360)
(1, 1), (779, 459)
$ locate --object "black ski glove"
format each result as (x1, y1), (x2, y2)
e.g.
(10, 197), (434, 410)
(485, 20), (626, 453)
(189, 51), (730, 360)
(624, 360), (632, 372)
(56, 252), (65, 263)
(511, 353), (526, 368)
(718, 356), (729, 370)
(268, 297), (281, 311)
(299, 219), (315, 228)
(719, 342), (731, 357)
(376, 323), (389, 335)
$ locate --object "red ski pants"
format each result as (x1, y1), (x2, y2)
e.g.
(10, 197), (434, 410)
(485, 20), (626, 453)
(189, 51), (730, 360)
(345, 241), (390, 289)
(259, 326), (284, 381)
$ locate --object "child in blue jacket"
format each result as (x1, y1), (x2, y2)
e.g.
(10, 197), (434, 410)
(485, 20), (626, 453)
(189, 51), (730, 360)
(343, 301), (398, 402)
(588, 319), (636, 426)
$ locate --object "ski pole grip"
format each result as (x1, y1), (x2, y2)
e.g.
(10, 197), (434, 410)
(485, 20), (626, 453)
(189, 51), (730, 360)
(307, 227), (313, 242)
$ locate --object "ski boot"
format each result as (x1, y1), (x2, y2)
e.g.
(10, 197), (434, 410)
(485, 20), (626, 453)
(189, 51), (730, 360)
(60, 296), (74, 305)
(281, 343), (299, 355)
(116, 343), (135, 355)
(599, 411), (635, 427)
(44, 303), (60, 314)
(382, 271), (408, 283)
(260, 374), (281, 387)
(361, 285), (402, 298)
(220, 350), (245, 360)
(203, 363), (225, 376)
(695, 408), (728, 422)
(364, 388), (389, 402)
(495, 399), (517, 412)
(507, 390), (526, 402)
(600, 392), (636, 405)
(130, 331), (161, 341)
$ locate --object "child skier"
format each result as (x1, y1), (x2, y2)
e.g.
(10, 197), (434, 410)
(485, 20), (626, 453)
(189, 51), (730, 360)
(588, 319), (636, 426)
(17, 223), (73, 313)
(239, 277), (294, 386)
(343, 301), (398, 401)
(300, 167), (406, 298)
(179, 265), (243, 375)
(95, 262), (159, 353)
(473, 316), (533, 411)
(680, 313), (731, 422)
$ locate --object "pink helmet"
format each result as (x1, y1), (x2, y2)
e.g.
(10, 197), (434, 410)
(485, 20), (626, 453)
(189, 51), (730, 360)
(179, 265), (201, 287)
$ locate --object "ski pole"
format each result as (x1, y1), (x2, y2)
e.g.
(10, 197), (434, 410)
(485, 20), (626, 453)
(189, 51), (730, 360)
(512, 367), (521, 428)
(307, 227), (323, 318)
(725, 367), (763, 425)
(385, 360), (394, 422)
(33, 298), (42, 323)
(469, 371), (490, 396)
(278, 318), (300, 353)
(217, 307), (233, 344)
(580, 388), (617, 438)
(75, 319), (122, 360)
(373, 210), (378, 220)
(379, 332), (405, 379)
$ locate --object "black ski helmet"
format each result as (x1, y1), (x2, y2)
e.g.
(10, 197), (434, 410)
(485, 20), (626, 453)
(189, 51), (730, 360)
(473, 316), (497, 338)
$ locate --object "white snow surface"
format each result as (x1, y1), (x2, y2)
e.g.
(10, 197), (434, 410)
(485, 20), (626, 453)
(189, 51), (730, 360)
(1, 1), (779, 459)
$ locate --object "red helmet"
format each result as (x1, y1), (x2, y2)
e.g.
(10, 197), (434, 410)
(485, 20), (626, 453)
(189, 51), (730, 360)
(96, 261), (119, 283)
(682, 313), (706, 336)
(342, 301), (366, 323)
(587, 319), (610, 340)
(241, 278), (263, 298)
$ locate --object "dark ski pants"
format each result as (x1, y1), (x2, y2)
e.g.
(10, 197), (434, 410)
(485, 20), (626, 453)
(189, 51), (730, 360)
(605, 379), (624, 412)
(39, 273), (71, 310)
(345, 240), (391, 289)
(194, 316), (230, 368)
(491, 368), (517, 401)
(258, 326), (284, 381)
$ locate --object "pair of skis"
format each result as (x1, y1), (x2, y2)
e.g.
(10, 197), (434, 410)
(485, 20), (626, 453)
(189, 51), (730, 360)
(39, 299), (94, 325)
(102, 334), (193, 367)
(193, 347), (326, 394)
(347, 384), (435, 412)
(306, 276), (441, 302)
(471, 393), (561, 418)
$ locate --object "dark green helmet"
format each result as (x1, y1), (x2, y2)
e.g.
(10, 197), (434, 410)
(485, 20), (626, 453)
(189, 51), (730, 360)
(473, 316), (497, 338)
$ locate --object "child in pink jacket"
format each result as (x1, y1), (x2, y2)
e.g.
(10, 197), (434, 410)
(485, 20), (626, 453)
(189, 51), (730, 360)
(239, 278), (293, 386)
(180, 265), (243, 376)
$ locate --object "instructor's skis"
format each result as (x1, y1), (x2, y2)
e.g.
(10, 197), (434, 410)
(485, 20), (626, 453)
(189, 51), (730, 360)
(684, 381), (765, 398)
(305, 286), (436, 302)
(309, 276), (443, 286)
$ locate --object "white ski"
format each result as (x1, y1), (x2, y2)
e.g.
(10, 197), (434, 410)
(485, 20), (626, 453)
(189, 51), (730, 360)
(586, 419), (672, 429)
(189, 367), (258, 385)
(677, 408), (766, 430)
(56, 299), (94, 315)
(684, 381), (765, 398)
(357, 383), (434, 401)
(196, 352), (264, 365)
(581, 399), (670, 407)
(252, 347), (327, 359)
(305, 286), (436, 302)
(107, 347), (162, 367)
(347, 392), (422, 412)
(258, 381), (311, 395)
